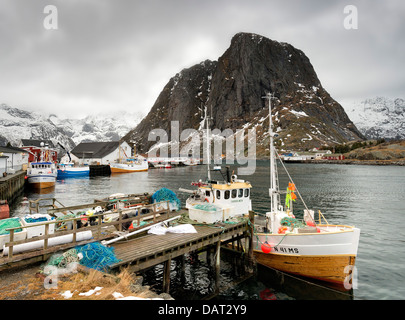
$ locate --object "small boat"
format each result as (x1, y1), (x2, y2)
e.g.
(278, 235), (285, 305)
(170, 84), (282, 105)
(27, 161), (57, 189)
(180, 106), (252, 223)
(26, 142), (57, 189)
(110, 142), (148, 173)
(252, 93), (360, 288)
(183, 158), (199, 166)
(57, 163), (90, 178)
(110, 158), (149, 173)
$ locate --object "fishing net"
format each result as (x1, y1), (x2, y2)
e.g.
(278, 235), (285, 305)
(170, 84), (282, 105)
(47, 248), (80, 269)
(44, 242), (121, 274)
(280, 217), (306, 229)
(0, 218), (22, 235)
(24, 216), (49, 224)
(193, 204), (220, 211)
(151, 188), (181, 211)
(75, 242), (121, 272)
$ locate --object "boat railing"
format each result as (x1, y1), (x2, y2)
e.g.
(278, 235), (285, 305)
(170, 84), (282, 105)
(317, 210), (329, 225)
(2, 200), (171, 263)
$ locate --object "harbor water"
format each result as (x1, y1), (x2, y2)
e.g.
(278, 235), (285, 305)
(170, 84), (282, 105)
(10, 161), (405, 300)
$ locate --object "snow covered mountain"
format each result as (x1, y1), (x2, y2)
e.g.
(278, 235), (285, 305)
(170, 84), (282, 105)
(341, 97), (405, 140)
(0, 103), (75, 150)
(48, 112), (143, 145)
(0, 103), (143, 151)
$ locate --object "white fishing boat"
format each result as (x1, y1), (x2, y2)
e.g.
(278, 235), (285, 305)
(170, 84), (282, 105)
(27, 142), (57, 189)
(253, 93), (360, 287)
(110, 143), (148, 173)
(110, 158), (148, 173)
(180, 106), (252, 223)
(183, 158), (199, 166)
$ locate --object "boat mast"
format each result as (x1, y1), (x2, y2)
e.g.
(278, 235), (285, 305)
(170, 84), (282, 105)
(264, 93), (279, 212)
(205, 105), (211, 181)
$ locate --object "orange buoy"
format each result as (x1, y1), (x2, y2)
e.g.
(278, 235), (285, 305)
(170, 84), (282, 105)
(261, 241), (272, 253)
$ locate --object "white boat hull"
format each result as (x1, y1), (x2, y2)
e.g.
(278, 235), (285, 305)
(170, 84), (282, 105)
(110, 161), (148, 173)
(27, 161), (57, 189)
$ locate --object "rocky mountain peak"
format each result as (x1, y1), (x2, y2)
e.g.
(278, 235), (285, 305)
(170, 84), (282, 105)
(125, 32), (363, 155)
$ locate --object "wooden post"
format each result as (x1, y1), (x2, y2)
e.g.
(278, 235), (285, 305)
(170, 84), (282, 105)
(215, 240), (221, 293)
(72, 219), (77, 244)
(206, 246), (211, 265)
(8, 229), (14, 259)
(163, 258), (172, 293)
(97, 215), (102, 239)
(180, 255), (186, 282)
(43, 224), (49, 249)
(118, 210), (122, 232)
(248, 210), (255, 268)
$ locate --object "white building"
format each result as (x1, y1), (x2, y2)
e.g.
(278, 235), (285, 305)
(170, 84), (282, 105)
(0, 146), (29, 175)
(64, 141), (132, 165)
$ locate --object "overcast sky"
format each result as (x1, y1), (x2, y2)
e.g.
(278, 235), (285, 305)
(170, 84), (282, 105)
(0, 0), (404, 119)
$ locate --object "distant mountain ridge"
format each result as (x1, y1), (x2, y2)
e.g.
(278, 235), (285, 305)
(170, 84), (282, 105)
(0, 103), (143, 153)
(341, 97), (405, 140)
(124, 32), (364, 155)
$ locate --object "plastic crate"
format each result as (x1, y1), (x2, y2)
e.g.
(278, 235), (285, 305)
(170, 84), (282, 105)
(0, 218), (27, 249)
(21, 214), (55, 239)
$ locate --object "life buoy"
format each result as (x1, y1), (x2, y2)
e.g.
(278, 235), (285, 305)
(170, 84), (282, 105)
(204, 198), (209, 202)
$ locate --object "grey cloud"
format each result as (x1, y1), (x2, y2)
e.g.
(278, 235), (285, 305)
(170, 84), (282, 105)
(0, 0), (404, 118)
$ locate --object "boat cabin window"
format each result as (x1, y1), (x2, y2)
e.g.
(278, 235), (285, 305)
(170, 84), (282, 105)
(244, 188), (250, 197)
(231, 189), (237, 198)
(216, 190), (221, 199)
(224, 190), (230, 199)
(238, 189), (243, 198)
(205, 190), (210, 197)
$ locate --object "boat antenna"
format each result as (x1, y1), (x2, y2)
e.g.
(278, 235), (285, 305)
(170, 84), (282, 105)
(262, 92), (280, 212)
(205, 105), (211, 181)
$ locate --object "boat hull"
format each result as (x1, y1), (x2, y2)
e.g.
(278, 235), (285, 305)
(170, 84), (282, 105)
(254, 250), (356, 286)
(27, 175), (56, 189)
(110, 162), (149, 173)
(253, 226), (360, 286)
(57, 167), (89, 178)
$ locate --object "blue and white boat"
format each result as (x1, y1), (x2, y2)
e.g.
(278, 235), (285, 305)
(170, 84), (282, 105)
(57, 163), (90, 178)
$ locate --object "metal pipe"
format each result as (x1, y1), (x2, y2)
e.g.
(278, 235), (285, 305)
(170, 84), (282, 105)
(101, 215), (181, 246)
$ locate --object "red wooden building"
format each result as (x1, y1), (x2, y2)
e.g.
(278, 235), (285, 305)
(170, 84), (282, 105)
(19, 139), (58, 163)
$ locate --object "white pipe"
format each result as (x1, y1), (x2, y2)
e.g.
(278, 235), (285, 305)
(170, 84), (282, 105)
(178, 188), (195, 194)
(101, 215), (181, 246)
(3, 231), (93, 255)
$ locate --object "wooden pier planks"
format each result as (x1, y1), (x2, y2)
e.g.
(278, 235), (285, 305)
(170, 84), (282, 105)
(110, 221), (249, 273)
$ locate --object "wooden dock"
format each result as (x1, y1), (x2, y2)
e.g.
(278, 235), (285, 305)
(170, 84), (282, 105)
(0, 194), (255, 295)
(109, 212), (254, 293)
(0, 171), (26, 204)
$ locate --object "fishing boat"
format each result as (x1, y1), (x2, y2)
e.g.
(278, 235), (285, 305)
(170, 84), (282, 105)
(183, 158), (199, 166)
(180, 106), (252, 223)
(57, 163), (90, 178)
(56, 142), (90, 178)
(26, 143), (57, 189)
(110, 143), (148, 173)
(253, 93), (360, 287)
(110, 157), (148, 173)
